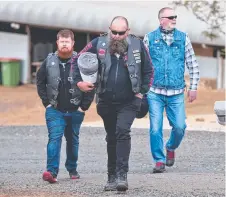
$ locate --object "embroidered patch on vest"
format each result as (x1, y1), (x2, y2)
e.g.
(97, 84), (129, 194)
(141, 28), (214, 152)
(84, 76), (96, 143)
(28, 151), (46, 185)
(134, 53), (140, 57)
(124, 55), (128, 67)
(78, 42), (92, 55)
(98, 48), (106, 58)
(133, 50), (139, 53)
(133, 51), (141, 64)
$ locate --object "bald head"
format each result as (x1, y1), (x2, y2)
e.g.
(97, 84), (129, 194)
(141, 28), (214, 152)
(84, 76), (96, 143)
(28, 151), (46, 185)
(110, 16), (129, 29)
(158, 7), (173, 19)
(109, 16), (130, 41)
(158, 7), (177, 30)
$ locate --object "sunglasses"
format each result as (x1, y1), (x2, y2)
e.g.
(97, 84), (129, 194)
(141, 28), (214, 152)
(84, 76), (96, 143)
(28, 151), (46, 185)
(111, 30), (127, 36)
(161, 15), (177, 20)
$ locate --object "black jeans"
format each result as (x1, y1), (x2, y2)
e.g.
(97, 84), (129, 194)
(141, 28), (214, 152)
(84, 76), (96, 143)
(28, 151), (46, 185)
(97, 97), (141, 175)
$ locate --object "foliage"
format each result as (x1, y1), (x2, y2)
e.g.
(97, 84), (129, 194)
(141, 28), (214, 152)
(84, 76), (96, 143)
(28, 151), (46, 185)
(172, 0), (225, 40)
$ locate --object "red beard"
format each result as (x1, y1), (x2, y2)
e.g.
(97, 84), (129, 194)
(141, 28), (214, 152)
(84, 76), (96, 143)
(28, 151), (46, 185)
(57, 48), (73, 59)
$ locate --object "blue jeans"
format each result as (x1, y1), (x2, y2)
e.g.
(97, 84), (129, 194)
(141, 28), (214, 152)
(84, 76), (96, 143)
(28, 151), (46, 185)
(45, 107), (84, 177)
(147, 91), (186, 163)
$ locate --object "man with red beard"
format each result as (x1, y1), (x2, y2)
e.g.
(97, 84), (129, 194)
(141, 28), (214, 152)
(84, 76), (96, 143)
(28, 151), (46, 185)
(73, 16), (154, 191)
(37, 29), (94, 183)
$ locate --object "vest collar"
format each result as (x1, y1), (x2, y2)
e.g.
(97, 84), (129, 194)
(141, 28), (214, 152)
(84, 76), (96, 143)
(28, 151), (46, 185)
(155, 27), (182, 41)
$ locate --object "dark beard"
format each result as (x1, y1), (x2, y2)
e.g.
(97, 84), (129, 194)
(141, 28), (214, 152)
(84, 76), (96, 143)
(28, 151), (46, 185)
(109, 38), (128, 55)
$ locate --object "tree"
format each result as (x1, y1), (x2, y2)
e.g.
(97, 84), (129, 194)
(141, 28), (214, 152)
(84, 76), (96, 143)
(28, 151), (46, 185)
(172, 0), (225, 40)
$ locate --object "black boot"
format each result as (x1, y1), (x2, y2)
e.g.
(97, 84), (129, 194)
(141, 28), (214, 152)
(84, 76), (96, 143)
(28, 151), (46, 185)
(104, 174), (117, 191)
(116, 172), (128, 191)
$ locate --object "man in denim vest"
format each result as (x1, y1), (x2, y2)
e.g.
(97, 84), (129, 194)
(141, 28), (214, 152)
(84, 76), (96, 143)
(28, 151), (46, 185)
(143, 7), (200, 173)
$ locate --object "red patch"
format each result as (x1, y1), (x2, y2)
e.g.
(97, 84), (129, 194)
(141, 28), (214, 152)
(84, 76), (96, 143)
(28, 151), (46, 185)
(123, 55), (128, 67)
(98, 48), (106, 56)
(78, 42), (92, 55)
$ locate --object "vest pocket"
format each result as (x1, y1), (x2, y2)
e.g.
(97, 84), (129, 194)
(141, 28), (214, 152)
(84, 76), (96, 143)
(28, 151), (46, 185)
(172, 46), (180, 56)
(150, 45), (162, 58)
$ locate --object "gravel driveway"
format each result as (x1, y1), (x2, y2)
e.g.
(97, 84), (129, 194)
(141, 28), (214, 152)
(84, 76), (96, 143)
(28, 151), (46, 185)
(0, 126), (225, 197)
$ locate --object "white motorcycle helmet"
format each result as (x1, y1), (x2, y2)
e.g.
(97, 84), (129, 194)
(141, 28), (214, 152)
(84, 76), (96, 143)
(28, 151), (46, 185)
(77, 52), (98, 83)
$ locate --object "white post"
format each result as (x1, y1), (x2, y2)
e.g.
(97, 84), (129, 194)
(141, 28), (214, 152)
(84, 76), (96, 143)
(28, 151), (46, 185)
(216, 49), (222, 89)
(86, 33), (90, 44)
(222, 57), (225, 89)
(26, 25), (31, 83)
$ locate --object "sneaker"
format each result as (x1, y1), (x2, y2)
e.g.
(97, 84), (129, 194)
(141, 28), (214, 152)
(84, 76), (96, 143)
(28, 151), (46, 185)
(42, 171), (57, 183)
(166, 150), (175, 167)
(104, 174), (117, 191)
(116, 172), (128, 191)
(153, 162), (166, 173)
(69, 171), (80, 179)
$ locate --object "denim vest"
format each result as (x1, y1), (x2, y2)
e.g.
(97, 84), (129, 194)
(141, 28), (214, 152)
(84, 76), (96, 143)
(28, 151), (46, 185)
(148, 28), (186, 89)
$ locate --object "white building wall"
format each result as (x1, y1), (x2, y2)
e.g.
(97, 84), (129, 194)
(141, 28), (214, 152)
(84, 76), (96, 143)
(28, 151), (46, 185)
(0, 32), (29, 84)
(185, 56), (218, 79)
(185, 56), (225, 89)
(0, 1), (224, 46)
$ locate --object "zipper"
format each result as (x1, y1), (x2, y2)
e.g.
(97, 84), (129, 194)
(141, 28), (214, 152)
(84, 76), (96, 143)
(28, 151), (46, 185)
(113, 57), (119, 99)
(61, 63), (67, 102)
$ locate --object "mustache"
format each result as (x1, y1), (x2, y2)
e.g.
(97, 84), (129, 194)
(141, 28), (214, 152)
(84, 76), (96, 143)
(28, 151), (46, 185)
(57, 47), (73, 56)
(109, 38), (128, 54)
(58, 47), (71, 52)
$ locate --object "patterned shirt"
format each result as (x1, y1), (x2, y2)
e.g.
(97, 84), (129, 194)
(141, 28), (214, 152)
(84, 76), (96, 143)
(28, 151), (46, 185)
(143, 31), (200, 96)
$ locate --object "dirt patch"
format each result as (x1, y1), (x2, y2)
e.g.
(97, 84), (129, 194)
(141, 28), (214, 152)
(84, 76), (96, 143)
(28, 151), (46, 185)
(0, 78), (225, 126)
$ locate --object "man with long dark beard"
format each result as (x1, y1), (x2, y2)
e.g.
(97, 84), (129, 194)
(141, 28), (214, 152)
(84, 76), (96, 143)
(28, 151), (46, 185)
(37, 29), (94, 183)
(73, 16), (154, 191)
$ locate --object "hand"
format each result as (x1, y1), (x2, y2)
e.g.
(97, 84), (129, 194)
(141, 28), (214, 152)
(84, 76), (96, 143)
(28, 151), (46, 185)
(77, 81), (94, 92)
(187, 90), (197, 103)
(135, 93), (143, 99)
